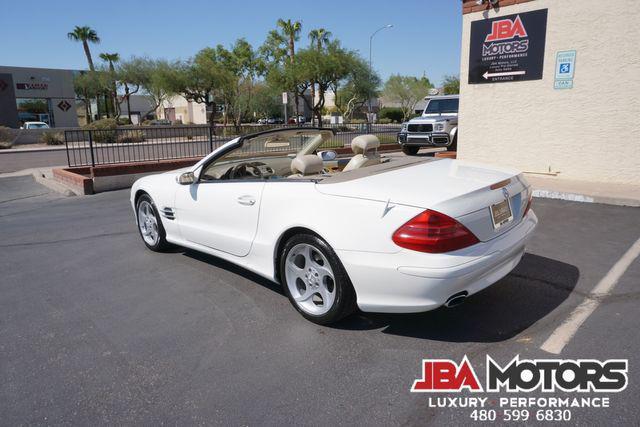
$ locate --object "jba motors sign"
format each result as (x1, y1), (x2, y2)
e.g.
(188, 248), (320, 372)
(469, 9), (548, 84)
(411, 356), (628, 393)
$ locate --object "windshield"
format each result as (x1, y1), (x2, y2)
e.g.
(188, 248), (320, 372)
(199, 128), (334, 181)
(424, 98), (459, 114)
(28, 123), (49, 128)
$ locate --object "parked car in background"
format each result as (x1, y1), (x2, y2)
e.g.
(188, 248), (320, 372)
(21, 121), (50, 129)
(288, 116), (306, 124)
(131, 128), (536, 325)
(397, 95), (459, 155)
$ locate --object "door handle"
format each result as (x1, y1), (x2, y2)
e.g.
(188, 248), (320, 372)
(237, 195), (256, 206)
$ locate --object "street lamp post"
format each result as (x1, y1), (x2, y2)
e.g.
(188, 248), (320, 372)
(368, 24), (393, 121)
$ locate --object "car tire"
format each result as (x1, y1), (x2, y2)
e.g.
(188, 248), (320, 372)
(448, 134), (458, 152)
(279, 233), (357, 325)
(136, 194), (171, 252)
(402, 146), (419, 156)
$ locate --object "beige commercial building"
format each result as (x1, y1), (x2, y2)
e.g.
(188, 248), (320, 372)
(458, 0), (639, 186)
(157, 96), (208, 125)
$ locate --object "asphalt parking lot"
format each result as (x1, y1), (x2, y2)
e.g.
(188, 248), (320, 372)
(1, 175), (639, 425)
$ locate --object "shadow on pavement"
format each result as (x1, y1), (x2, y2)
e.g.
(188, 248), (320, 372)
(182, 249), (285, 295)
(180, 248), (578, 343)
(335, 253), (579, 343)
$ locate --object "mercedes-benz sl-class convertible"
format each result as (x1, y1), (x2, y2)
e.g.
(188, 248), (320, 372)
(131, 128), (537, 324)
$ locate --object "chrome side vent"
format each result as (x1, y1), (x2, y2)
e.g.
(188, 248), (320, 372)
(160, 207), (175, 220)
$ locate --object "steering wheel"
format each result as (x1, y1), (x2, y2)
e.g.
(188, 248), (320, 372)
(229, 163), (263, 179)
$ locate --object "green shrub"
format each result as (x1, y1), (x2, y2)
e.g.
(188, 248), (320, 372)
(83, 118), (117, 143)
(117, 130), (145, 144)
(40, 131), (65, 145)
(117, 117), (132, 126)
(83, 118), (118, 130)
(0, 126), (14, 149)
(377, 118), (392, 124)
(378, 107), (404, 123)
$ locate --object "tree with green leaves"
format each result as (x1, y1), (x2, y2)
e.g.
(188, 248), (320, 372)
(138, 59), (181, 120)
(172, 49), (232, 125)
(259, 19), (304, 116)
(333, 56), (380, 121)
(277, 19), (302, 64)
(67, 26), (100, 71)
(442, 75), (460, 95)
(382, 75), (433, 121)
(215, 39), (264, 128)
(73, 70), (111, 123)
(307, 28), (332, 123)
(99, 52), (120, 117)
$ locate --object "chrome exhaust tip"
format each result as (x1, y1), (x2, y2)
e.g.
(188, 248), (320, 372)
(445, 291), (469, 308)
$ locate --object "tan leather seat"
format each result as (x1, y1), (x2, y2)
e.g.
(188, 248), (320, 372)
(342, 135), (381, 172)
(290, 154), (324, 177)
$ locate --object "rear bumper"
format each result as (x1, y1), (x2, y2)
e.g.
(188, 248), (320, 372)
(336, 210), (538, 313)
(398, 132), (451, 146)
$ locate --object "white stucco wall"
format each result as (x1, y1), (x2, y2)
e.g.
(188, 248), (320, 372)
(458, 0), (640, 185)
(159, 96), (207, 124)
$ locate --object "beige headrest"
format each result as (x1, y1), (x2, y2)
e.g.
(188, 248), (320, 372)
(291, 154), (323, 175)
(351, 134), (380, 155)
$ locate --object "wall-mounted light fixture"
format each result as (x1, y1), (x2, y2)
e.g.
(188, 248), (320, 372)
(475, 0), (499, 6)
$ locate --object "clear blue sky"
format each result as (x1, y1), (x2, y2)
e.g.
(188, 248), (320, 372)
(0, 0), (462, 85)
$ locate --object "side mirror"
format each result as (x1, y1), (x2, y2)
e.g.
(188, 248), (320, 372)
(318, 150), (337, 161)
(177, 171), (196, 185)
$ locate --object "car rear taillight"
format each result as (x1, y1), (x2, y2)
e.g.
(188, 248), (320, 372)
(392, 209), (480, 253)
(523, 194), (533, 217)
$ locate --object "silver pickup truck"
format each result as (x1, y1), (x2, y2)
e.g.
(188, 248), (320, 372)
(397, 95), (459, 155)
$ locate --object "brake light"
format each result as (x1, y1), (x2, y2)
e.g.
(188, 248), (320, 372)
(392, 209), (480, 253)
(523, 194), (533, 217)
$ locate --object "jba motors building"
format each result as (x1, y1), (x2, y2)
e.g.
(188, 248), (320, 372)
(459, 0), (639, 186)
(0, 66), (81, 128)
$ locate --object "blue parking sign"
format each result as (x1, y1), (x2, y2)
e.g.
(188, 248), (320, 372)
(555, 50), (576, 89)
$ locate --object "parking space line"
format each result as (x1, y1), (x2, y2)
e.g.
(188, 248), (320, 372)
(541, 236), (640, 355)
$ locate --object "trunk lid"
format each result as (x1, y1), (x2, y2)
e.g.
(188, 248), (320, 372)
(316, 159), (530, 242)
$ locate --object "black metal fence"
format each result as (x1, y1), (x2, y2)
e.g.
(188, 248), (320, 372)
(64, 123), (401, 167)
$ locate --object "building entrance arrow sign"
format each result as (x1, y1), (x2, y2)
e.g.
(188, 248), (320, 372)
(482, 70), (526, 79)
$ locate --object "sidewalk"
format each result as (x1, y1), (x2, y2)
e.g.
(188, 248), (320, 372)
(526, 174), (640, 207)
(0, 144), (67, 153)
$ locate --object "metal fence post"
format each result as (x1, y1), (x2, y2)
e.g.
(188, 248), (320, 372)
(208, 125), (214, 152)
(64, 130), (71, 167)
(87, 130), (96, 167)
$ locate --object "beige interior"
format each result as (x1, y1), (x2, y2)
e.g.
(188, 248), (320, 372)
(290, 155), (324, 176)
(199, 134), (396, 182)
(342, 135), (381, 172)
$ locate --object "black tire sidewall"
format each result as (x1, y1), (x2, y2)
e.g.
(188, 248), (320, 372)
(449, 134), (458, 151)
(136, 194), (169, 251)
(402, 146), (419, 155)
(279, 234), (356, 325)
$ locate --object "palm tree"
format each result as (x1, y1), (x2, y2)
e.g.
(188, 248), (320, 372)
(99, 52), (119, 71)
(100, 53), (120, 118)
(308, 28), (332, 51)
(67, 26), (100, 71)
(308, 29), (332, 124)
(277, 19), (302, 64)
(276, 19), (302, 119)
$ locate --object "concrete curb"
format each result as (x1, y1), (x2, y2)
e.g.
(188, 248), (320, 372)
(0, 146), (67, 154)
(30, 168), (78, 197)
(532, 189), (640, 208)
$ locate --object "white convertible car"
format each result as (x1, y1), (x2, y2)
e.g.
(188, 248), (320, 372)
(131, 128), (537, 324)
